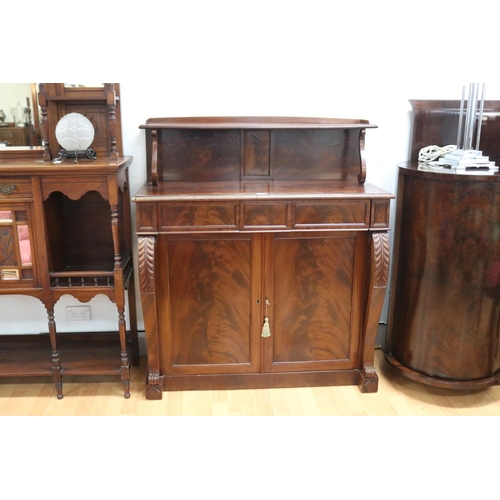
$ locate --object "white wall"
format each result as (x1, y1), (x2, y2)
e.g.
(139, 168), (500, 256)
(3, 0), (499, 340)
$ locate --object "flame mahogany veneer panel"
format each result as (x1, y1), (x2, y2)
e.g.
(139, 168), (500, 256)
(158, 234), (260, 374)
(272, 234), (356, 366)
(271, 129), (362, 180)
(157, 129), (241, 182)
(147, 127), (365, 182)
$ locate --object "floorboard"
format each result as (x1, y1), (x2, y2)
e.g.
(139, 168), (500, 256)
(1, 349), (499, 416)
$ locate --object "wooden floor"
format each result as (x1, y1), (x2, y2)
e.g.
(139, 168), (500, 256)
(1, 349), (499, 416)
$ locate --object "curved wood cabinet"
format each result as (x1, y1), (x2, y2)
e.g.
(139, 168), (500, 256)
(385, 163), (500, 388)
(133, 117), (394, 399)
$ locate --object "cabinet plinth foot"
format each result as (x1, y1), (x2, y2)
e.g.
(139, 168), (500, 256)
(358, 367), (379, 393)
(146, 374), (163, 400)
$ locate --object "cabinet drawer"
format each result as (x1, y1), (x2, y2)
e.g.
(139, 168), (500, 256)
(158, 203), (238, 231)
(0, 179), (32, 199)
(241, 202), (289, 229)
(293, 201), (370, 229)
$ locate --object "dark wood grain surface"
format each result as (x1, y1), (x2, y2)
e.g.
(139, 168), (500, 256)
(135, 117), (392, 397)
(386, 162), (500, 386)
(270, 233), (357, 368)
(169, 237), (253, 366)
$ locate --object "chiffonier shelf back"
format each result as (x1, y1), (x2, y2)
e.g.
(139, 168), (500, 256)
(140, 116), (376, 185)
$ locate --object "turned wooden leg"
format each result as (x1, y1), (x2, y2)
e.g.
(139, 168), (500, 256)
(115, 306), (131, 399)
(121, 353), (131, 399)
(47, 307), (63, 399)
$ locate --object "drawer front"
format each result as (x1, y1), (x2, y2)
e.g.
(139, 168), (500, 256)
(158, 203), (238, 231)
(0, 179), (33, 199)
(136, 203), (157, 232)
(371, 200), (390, 228)
(293, 201), (370, 229)
(241, 202), (289, 229)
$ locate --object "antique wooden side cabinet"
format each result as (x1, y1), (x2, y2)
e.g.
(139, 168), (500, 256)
(384, 100), (500, 389)
(133, 117), (393, 399)
(0, 84), (138, 398)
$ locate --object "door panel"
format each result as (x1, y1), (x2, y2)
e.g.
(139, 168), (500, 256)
(263, 232), (360, 372)
(158, 233), (261, 375)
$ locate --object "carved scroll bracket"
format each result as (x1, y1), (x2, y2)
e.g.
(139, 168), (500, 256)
(151, 130), (158, 186)
(358, 128), (367, 184)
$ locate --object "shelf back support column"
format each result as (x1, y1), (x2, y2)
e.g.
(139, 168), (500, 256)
(105, 84), (119, 158)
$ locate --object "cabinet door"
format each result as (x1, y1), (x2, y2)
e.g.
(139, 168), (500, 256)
(262, 232), (362, 372)
(157, 233), (262, 375)
(0, 203), (37, 286)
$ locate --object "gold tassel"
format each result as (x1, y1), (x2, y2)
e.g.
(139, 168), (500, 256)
(261, 317), (271, 338)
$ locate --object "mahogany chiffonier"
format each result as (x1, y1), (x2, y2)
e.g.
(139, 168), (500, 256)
(385, 100), (500, 389)
(0, 84), (139, 399)
(133, 116), (393, 400)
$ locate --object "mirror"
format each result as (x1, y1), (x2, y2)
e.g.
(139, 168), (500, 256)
(0, 210), (32, 279)
(0, 83), (41, 148)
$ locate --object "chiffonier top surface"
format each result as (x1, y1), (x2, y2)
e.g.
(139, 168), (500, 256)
(133, 180), (392, 202)
(140, 116), (377, 130)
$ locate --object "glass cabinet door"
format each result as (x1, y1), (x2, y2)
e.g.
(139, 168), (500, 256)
(0, 206), (35, 284)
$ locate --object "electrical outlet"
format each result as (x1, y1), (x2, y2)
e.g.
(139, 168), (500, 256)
(66, 306), (91, 321)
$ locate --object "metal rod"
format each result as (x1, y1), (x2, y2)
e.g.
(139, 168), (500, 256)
(464, 84), (479, 151)
(457, 85), (466, 149)
(463, 85), (472, 150)
(476, 83), (486, 150)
